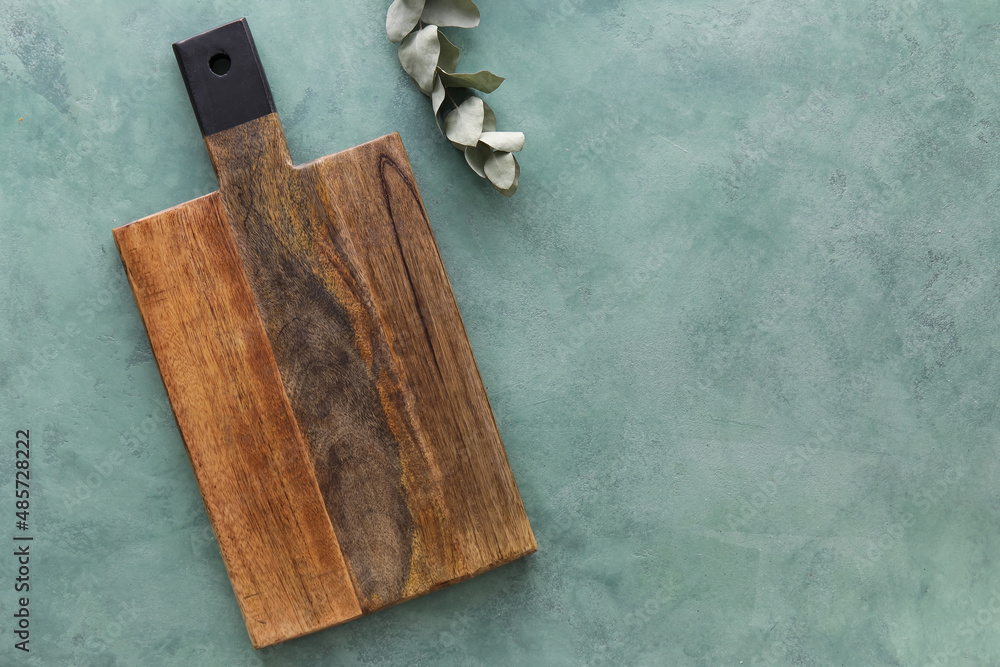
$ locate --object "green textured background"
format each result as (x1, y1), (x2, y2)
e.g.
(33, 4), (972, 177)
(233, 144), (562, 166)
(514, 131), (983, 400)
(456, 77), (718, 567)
(3, 0), (1000, 664)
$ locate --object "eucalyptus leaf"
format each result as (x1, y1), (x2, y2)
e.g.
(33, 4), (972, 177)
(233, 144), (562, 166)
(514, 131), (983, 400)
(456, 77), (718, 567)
(399, 25), (441, 95)
(482, 101), (496, 132)
(493, 155), (520, 196)
(479, 131), (524, 152)
(420, 0), (481, 28)
(386, 0), (425, 43)
(431, 76), (446, 132)
(484, 150), (517, 190)
(437, 32), (460, 72)
(464, 142), (491, 177)
(444, 96), (485, 147)
(438, 70), (505, 93)
(388, 0), (523, 195)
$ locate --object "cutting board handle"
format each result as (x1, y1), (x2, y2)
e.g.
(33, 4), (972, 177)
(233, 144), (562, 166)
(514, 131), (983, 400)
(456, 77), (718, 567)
(173, 18), (276, 137)
(173, 19), (295, 208)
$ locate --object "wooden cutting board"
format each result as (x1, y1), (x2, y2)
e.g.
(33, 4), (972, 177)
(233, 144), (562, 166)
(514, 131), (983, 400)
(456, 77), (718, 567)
(112, 19), (535, 649)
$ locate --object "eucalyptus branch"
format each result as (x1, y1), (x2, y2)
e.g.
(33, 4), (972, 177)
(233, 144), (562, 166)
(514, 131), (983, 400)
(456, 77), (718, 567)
(386, 0), (523, 195)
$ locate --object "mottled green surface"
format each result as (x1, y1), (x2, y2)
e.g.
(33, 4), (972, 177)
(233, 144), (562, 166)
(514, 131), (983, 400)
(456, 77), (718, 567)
(3, 0), (1000, 664)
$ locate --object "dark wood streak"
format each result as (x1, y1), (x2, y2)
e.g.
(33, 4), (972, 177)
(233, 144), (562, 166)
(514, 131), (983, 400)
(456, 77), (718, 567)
(206, 115), (415, 609)
(376, 154), (446, 381)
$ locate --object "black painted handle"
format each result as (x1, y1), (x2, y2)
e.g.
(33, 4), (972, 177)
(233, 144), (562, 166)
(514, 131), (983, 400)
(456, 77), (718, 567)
(172, 18), (276, 137)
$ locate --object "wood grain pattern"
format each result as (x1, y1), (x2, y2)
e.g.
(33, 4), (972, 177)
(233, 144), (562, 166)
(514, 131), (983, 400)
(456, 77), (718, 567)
(114, 112), (535, 647)
(112, 193), (363, 648)
(315, 132), (538, 593)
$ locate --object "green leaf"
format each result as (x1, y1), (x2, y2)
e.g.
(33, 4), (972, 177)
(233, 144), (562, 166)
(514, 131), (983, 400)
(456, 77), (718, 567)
(431, 76), (447, 132)
(482, 101), (496, 132)
(389, 0), (522, 196)
(437, 31), (460, 73)
(399, 25), (441, 95)
(421, 0), (481, 28)
(464, 142), (491, 177)
(479, 131), (524, 152)
(444, 96), (485, 147)
(386, 0), (425, 43)
(496, 157), (520, 196)
(438, 70), (504, 93)
(485, 150), (517, 190)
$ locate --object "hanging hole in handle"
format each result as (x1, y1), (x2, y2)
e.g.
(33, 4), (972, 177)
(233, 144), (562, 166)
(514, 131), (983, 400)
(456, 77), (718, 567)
(209, 52), (231, 76)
